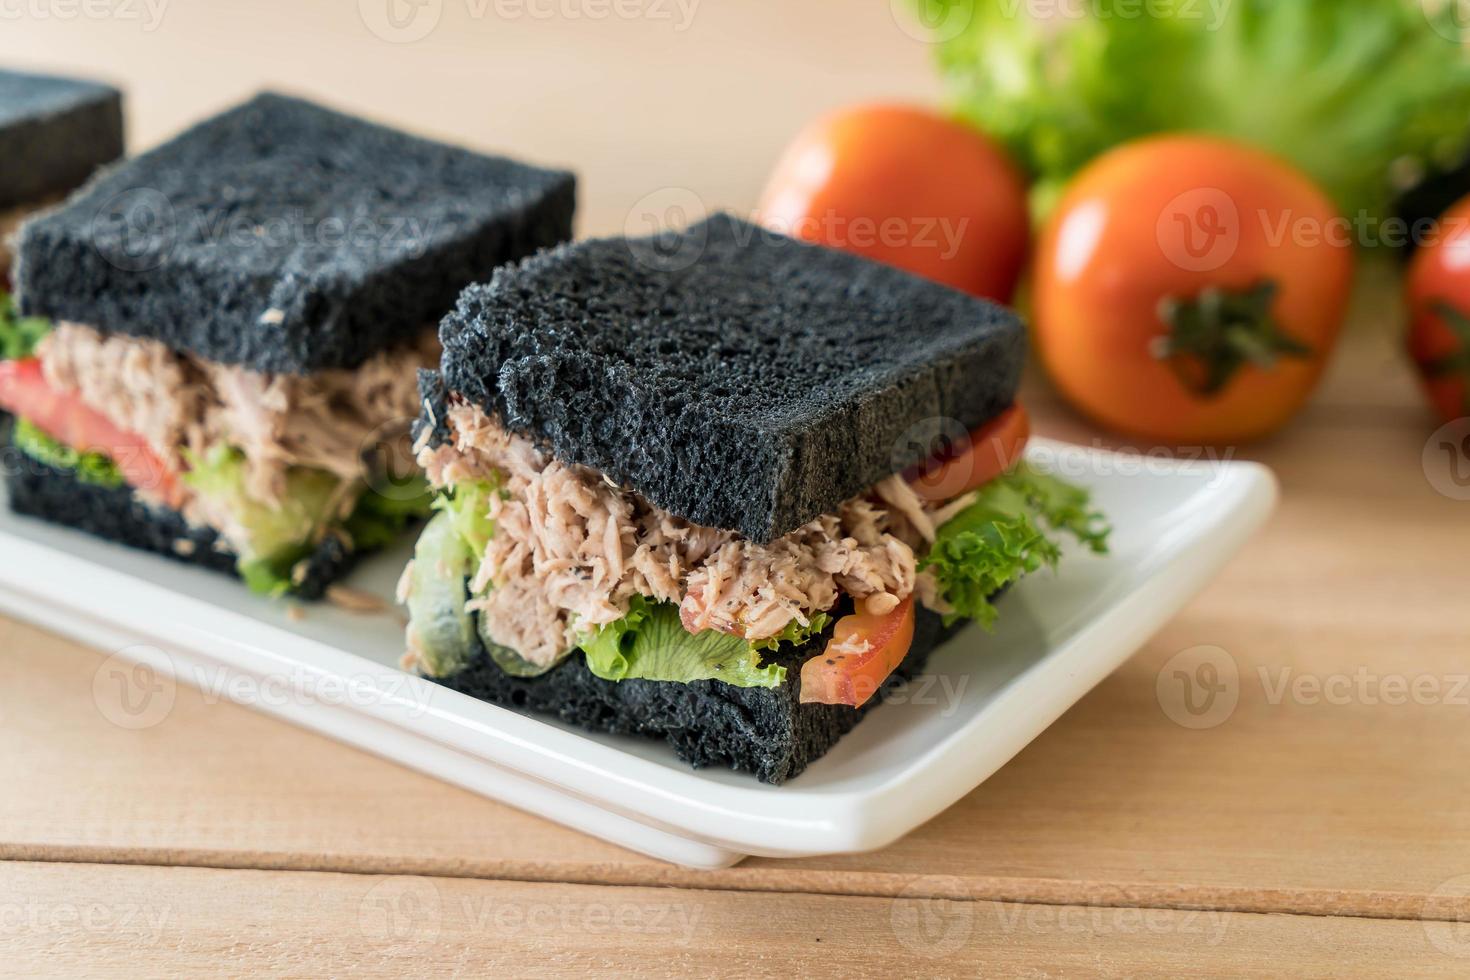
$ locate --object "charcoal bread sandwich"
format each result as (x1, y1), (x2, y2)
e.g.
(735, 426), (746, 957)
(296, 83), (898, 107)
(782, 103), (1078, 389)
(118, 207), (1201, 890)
(401, 214), (1107, 783)
(0, 69), (124, 380)
(0, 92), (575, 598)
(0, 68), (124, 277)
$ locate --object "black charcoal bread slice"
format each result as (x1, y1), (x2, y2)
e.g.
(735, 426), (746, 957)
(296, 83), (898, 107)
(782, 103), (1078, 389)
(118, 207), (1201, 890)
(15, 92), (575, 374)
(433, 602), (964, 785)
(0, 69), (123, 209)
(4, 453), (361, 600)
(439, 213), (1025, 542)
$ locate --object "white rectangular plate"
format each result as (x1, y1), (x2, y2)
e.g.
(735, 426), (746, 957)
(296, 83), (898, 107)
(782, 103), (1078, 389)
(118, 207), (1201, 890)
(0, 439), (1275, 869)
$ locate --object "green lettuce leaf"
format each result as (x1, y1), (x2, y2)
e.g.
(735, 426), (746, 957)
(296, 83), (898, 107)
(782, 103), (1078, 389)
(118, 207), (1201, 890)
(344, 476), (434, 551)
(190, 456), (434, 597)
(922, 463), (1109, 629)
(183, 446), (348, 596)
(432, 477), (500, 558)
(237, 550), (309, 598)
(183, 446), (342, 566)
(926, 0), (1470, 220)
(749, 611), (834, 653)
(579, 596), (787, 689)
(0, 290), (49, 360)
(11, 416), (123, 487)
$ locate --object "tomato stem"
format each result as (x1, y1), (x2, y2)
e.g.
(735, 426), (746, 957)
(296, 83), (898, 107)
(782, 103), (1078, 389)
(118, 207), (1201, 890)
(1427, 301), (1470, 416)
(1154, 281), (1311, 398)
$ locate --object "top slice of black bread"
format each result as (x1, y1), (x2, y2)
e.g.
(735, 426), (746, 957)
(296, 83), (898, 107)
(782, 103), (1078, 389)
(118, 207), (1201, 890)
(438, 213), (1026, 542)
(15, 92), (576, 374)
(0, 68), (123, 209)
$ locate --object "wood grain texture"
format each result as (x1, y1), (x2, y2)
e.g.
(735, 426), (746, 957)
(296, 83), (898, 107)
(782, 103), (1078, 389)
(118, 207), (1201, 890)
(4, 862), (1467, 979)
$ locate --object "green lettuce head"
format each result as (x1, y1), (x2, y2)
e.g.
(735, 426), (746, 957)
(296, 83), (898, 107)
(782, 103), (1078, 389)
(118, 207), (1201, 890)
(924, 0), (1470, 221)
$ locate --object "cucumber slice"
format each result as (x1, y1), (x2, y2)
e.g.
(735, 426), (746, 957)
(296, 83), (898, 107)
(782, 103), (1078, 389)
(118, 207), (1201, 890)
(476, 616), (560, 678)
(406, 512), (476, 678)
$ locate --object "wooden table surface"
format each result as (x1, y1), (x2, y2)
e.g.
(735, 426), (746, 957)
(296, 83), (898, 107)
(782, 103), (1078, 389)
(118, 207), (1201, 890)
(4, 4), (1470, 976)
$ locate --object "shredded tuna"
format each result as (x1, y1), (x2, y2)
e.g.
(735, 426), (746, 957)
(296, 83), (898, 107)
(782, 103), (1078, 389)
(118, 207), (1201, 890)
(826, 630), (874, 660)
(325, 584), (388, 614)
(421, 402), (960, 666)
(37, 322), (437, 508)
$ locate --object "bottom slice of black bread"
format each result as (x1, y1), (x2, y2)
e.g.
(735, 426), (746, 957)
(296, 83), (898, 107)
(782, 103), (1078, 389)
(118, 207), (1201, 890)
(4, 457), (360, 600)
(434, 605), (965, 785)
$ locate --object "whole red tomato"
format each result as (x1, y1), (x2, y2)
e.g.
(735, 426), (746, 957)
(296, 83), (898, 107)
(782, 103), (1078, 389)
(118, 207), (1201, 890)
(757, 105), (1029, 303)
(1406, 194), (1470, 423)
(1033, 136), (1355, 445)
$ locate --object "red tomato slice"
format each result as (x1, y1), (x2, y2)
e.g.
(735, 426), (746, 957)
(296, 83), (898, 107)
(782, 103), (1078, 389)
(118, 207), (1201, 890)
(800, 596), (916, 708)
(906, 403), (1030, 503)
(0, 357), (183, 507)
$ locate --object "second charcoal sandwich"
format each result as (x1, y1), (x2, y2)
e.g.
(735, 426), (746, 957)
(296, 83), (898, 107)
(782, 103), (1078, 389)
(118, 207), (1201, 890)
(0, 93), (574, 598)
(403, 214), (1107, 783)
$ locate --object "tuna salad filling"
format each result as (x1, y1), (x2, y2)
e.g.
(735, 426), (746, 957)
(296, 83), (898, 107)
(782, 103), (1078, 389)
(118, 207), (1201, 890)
(400, 399), (1110, 693)
(0, 309), (438, 593)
